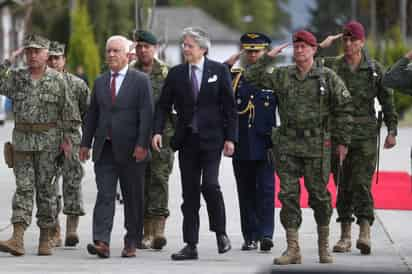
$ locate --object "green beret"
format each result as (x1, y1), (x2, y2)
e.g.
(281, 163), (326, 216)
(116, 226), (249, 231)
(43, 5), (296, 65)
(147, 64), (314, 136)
(133, 30), (158, 45)
(23, 34), (50, 49)
(49, 41), (65, 56)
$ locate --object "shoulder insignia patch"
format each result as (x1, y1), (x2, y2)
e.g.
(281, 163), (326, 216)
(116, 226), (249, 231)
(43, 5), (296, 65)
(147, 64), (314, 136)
(342, 89), (350, 98)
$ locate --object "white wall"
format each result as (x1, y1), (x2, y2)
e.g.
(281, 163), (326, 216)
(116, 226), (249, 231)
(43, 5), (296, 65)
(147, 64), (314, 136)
(1, 6), (12, 59)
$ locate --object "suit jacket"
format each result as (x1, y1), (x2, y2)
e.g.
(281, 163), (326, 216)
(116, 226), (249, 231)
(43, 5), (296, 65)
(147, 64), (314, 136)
(81, 68), (153, 163)
(154, 58), (237, 151)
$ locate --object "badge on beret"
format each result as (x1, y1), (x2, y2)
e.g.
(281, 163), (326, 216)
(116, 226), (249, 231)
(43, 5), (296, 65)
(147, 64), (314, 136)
(247, 33), (259, 39)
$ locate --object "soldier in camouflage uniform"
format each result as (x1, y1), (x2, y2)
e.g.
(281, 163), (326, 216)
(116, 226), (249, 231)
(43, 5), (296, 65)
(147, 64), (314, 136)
(245, 30), (353, 265)
(132, 30), (174, 250)
(382, 48), (412, 93)
(0, 34), (78, 256)
(47, 41), (90, 248)
(319, 21), (398, 255)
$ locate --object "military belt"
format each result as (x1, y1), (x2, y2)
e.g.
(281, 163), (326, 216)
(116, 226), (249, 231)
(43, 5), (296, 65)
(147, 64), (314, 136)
(282, 127), (322, 138)
(13, 151), (34, 162)
(353, 116), (375, 123)
(15, 123), (57, 133)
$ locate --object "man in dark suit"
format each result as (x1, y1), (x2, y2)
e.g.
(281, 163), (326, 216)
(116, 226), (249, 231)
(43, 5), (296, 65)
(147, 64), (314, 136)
(80, 35), (153, 258)
(153, 27), (238, 260)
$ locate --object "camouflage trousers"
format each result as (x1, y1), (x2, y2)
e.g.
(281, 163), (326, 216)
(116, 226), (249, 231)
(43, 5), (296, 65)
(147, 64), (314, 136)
(277, 154), (333, 229)
(55, 144), (85, 217)
(144, 147), (174, 217)
(332, 138), (376, 225)
(11, 150), (59, 228)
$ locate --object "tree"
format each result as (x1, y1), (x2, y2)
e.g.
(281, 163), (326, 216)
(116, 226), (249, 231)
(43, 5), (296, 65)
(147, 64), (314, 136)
(169, 0), (290, 38)
(67, 0), (100, 88)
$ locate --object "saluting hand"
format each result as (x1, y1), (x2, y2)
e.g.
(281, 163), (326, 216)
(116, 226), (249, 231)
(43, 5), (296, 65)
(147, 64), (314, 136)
(318, 33), (343, 49)
(267, 43), (290, 58)
(405, 49), (412, 60)
(10, 47), (24, 63)
(224, 50), (243, 66)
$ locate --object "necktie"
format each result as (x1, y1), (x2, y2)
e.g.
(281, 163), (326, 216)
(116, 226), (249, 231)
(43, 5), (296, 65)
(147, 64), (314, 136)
(191, 65), (199, 100)
(110, 72), (119, 104)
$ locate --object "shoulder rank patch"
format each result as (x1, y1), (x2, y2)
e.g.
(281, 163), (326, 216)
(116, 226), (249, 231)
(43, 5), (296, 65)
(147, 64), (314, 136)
(342, 89), (350, 98)
(265, 66), (275, 74)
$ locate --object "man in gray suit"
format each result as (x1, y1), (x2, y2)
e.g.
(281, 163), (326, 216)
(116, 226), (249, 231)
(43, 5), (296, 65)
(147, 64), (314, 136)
(80, 35), (153, 258)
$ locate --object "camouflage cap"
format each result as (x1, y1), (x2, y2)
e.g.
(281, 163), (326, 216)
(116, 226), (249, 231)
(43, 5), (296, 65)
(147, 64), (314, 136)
(23, 34), (50, 49)
(133, 30), (158, 45)
(49, 41), (65, 56)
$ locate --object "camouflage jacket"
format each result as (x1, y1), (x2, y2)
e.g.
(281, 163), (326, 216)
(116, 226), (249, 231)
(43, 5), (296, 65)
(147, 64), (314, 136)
(244, 54), (353, 158)
(62, 71), (90, 145)
(133, 58), (175, 142)
(383, 57), (412, 95)
(0, 60), (79, 152)
(323, 55), (398, 139)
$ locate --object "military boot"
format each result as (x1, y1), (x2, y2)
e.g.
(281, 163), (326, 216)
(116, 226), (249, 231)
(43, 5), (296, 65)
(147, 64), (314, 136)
(356, 219), (371, 255)
(152, 216), (167, 250)
(65, 215), (79, 247)
(317, 226), (334, 263)
(333, 222), (351, 252)
(51, 219), (62, 247)
(38, 228), (53, 256)
(138, 218), (153, 249)
(0, 223), (26, 256)
(273, 229), (302, 265)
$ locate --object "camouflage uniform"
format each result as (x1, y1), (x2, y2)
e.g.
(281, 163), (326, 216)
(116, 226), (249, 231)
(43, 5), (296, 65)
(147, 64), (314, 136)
(245, 54), (353, 229)
(0, 61), (78, 229)
(323, 55), (398, 226)
(55, 72), (89, 217)
(382, 56), (412, 94)
(133, 58), (174, 218)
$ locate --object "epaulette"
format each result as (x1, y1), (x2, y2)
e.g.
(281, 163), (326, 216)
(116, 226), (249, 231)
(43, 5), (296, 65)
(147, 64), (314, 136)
(231, 67), (244, 73)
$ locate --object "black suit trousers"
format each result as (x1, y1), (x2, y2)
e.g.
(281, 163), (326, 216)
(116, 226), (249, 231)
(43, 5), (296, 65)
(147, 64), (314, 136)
(92, 141), (145, 247)
(178, 133), (227, 245)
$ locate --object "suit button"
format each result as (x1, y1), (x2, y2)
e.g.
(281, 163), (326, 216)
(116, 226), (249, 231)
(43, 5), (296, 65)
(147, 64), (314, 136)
(248, 124), (252, 128)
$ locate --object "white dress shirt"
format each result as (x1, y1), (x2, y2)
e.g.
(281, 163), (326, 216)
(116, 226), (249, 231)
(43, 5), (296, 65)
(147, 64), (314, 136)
(110, 65), (128, 96)
(189, 57), (205, 91)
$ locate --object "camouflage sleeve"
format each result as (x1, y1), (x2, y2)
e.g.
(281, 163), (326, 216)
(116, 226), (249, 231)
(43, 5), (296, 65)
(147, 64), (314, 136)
(376, 62), (398, 135)
(77, 79), (90, 120)
(327, 68), (353, 145)
(244, 54), (280, 91)
(58, 77), (79, 137)
(0, 60), (15, 97)
(382, 57), (412, 94)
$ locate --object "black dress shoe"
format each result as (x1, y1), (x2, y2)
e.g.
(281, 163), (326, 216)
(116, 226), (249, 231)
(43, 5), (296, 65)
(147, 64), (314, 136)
(260, 237), (274, 251)
(241, 240), (258, 251)
(216, 234), (231, 254)
(171, 245), (198, 261)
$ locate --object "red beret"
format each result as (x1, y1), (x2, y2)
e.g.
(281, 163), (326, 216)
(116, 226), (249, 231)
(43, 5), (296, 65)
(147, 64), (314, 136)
(293, 30), (317, 47)
(343, 20), (365, 40)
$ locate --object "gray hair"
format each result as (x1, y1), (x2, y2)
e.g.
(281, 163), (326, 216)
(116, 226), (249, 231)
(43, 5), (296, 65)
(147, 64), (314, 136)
(180, 27), (211, 51)
(106, 35), (129, 52)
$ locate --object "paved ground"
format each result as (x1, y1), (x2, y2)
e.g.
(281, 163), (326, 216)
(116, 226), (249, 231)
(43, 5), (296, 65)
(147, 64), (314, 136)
(0, 121), (411, 274)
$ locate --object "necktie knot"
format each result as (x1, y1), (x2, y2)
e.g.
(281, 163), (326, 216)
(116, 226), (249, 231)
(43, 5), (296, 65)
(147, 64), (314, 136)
(112, 72), (119, 78)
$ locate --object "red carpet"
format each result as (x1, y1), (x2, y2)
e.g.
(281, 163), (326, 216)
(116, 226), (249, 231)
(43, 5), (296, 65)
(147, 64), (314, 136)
(274, 171), (412, 210)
